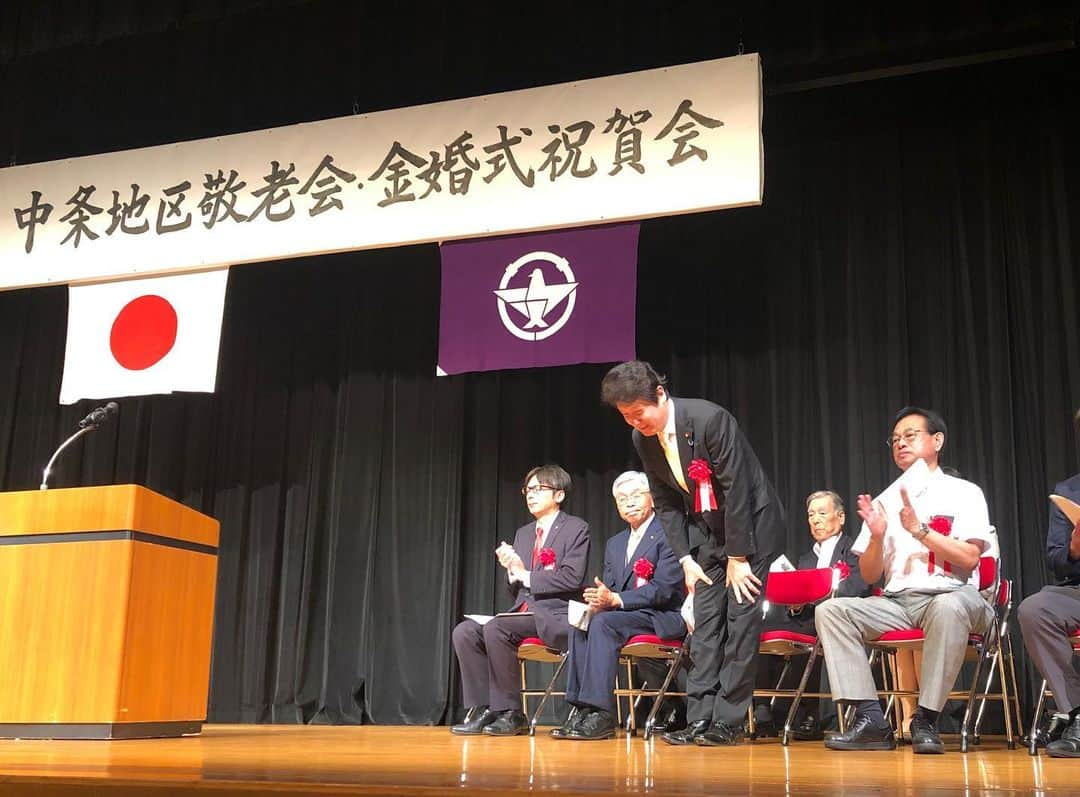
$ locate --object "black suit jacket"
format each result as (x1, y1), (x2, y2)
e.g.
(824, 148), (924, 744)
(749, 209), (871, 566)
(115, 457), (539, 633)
(507, 510), (590, 649)
(633, 397), (785, 563)
(1047, 473), (1080, 585)
(600, 514), (687, 640)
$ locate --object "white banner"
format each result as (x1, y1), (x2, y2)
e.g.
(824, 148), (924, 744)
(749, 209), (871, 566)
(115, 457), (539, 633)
(0, 54), (762, 291)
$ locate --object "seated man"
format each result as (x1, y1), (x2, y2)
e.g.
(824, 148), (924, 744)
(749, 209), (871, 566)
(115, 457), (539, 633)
(554, 471), (686, 740)
(754, 490), (870, 740)
(451, 464), (590, 737)
(817, 406), (994, 754)
(1017, 407), (1080, 757)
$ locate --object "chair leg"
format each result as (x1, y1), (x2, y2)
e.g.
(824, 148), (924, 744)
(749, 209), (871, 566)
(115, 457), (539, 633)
(971, 647), (999, 745)
(643, 647), (684, 741)
(1004, 636), (1024, 745)
(782, 645), (819, 746)
(1029, 679), (1049, 756)
(520, 660), (529, 716)
(529, 654), (568, 737)
(960, 645), (989, 754)
(770, 657), (793, 711)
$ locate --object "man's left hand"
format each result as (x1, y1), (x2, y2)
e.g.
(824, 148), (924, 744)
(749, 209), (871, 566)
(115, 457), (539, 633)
(583, 577), (621, 611)
(727, 556), (761, 604)
(898, 485), (922, 535)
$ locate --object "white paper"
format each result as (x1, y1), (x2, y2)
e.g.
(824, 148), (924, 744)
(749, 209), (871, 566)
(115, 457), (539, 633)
(769, 554), (796, 573)
(681, 594), (695, 634)
(567, 600), (592, 631)
(464, 614), (494, 626)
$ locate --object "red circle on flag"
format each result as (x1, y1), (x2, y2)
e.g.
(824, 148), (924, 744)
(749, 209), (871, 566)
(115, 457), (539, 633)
(109, 295), (178, 370)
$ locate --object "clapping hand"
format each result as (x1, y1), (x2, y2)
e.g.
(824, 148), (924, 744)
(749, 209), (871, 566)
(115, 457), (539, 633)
(583, 577), (620, 611)
(495, 541), (523, 571)
(856, 494), (888, 540)
(898, 486), (921, 535)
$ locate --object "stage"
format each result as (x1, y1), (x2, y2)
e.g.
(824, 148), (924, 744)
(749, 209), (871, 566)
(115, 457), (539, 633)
(0, 725), (1071, 796)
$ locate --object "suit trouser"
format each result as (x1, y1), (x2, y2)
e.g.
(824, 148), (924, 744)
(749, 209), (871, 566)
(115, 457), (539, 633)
(565, 610), (657, 713)
(815, 586), (993, 711)
(452, 614), (538, 712)
(1017, 585), (1080, 714)
(687, 554), (770, 726)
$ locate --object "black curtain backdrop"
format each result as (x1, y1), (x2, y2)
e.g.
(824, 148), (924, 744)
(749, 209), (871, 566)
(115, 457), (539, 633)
(0, 2), (1078, 725)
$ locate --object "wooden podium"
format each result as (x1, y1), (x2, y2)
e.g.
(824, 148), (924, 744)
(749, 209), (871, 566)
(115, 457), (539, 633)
(0, 484), (219, 739)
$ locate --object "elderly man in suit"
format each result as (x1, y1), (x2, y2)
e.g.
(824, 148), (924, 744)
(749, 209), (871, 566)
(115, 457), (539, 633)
(601, 361), (786, 746)
(755, 490), (870, 740)
(1018, 407), (1080, 757)
(551, 471), (686, 740)
(451, 464), (590, 737)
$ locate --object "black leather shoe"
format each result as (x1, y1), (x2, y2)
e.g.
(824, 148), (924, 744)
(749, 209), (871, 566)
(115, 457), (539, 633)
(1047, 715), (1080, 758)
(695, 720), (745, 746)
(752, 718), (778, 739)
(550, 707), (585, 739)
(568, 709), (617, 740)
(1026, 714), (1067, 749)
(647, 703), (687, 735)
(483, 710), (529, 736)
(789, 714), (824, 742)
(662, 719), (711, 746)
(450, 705), (498, 735)
(824, 715), (896, 751)
(910, 715), (944, 754)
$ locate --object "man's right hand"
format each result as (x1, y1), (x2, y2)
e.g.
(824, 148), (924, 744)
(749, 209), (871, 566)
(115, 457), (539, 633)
(682, 559), (713, 594)
(856, 494), (888, 540)
(496, 542), (522, 571)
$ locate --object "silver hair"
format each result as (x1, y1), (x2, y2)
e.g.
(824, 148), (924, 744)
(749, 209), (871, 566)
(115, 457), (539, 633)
(805, 490), (844, 513)
(612, 470), (650, 496)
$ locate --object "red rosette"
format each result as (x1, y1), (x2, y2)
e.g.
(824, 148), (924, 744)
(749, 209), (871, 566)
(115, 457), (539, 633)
(687, 458), (718, 512)
(926, 515), (954, 574)
(833, 560), (851, 581)
(538, 547), (556, 568)
(633, 557), (655, 580)
(928, 516), (952, 535)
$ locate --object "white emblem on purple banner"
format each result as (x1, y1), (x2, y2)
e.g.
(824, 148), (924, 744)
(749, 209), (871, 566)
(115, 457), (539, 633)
(493, 251), (579, 341)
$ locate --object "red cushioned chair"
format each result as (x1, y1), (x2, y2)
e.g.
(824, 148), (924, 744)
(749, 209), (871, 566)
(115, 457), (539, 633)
(613, 634), (689, 739)
(865, 556), (1021, 752)
(1027, 631), (1080, 755)
(751, 567), (840, 746)
(517, 637), (568, 737)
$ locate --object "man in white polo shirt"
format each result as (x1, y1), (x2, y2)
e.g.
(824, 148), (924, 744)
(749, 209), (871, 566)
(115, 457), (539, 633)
(816, 406), (994, 754)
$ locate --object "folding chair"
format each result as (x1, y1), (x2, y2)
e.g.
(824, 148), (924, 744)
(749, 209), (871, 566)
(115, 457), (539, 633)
(751, 567), (840, 745)
(517, 637), (568, 737)
(1027, 630), (1080, 755)
(612, 634), (688, 739)
(866, 557), (1021, 752)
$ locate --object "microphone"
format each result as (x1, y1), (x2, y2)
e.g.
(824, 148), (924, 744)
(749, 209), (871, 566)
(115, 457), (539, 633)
(40, 401), (120, 490)
(78, 401), (119, 429)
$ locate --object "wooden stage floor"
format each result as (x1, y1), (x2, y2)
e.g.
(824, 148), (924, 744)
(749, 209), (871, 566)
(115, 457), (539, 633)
(0, 724), (1073, 796)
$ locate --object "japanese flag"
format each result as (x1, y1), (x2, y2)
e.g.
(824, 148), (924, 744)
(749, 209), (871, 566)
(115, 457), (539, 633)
(59, 269), (229, 405)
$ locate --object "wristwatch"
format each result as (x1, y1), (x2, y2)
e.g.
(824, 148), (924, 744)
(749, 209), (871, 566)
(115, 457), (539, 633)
(914, 523), (930, 540)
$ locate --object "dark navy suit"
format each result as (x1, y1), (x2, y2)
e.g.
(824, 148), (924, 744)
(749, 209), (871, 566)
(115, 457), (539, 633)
(565, 514), (686, 713)
(453, 511), (590, 712)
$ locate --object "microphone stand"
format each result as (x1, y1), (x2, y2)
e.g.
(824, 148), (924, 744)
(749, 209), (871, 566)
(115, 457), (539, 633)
(39, 425), (98, 491)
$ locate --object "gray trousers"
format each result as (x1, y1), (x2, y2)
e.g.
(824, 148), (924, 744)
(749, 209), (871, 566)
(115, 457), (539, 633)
(1017, 585), (1080, 714)
(816, 586), (993, 711)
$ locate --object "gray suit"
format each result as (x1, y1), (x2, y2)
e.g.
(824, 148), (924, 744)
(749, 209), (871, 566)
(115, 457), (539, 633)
(1017, 474), (1080, 713)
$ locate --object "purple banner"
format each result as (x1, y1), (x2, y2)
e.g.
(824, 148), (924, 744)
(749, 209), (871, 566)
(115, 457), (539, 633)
(437, 223), (638, 376)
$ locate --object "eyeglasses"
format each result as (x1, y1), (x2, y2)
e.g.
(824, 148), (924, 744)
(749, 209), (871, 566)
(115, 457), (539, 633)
(522, 484), (556, 496)
(614, 490), (649, 506)
(885, 428), (930, 448)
